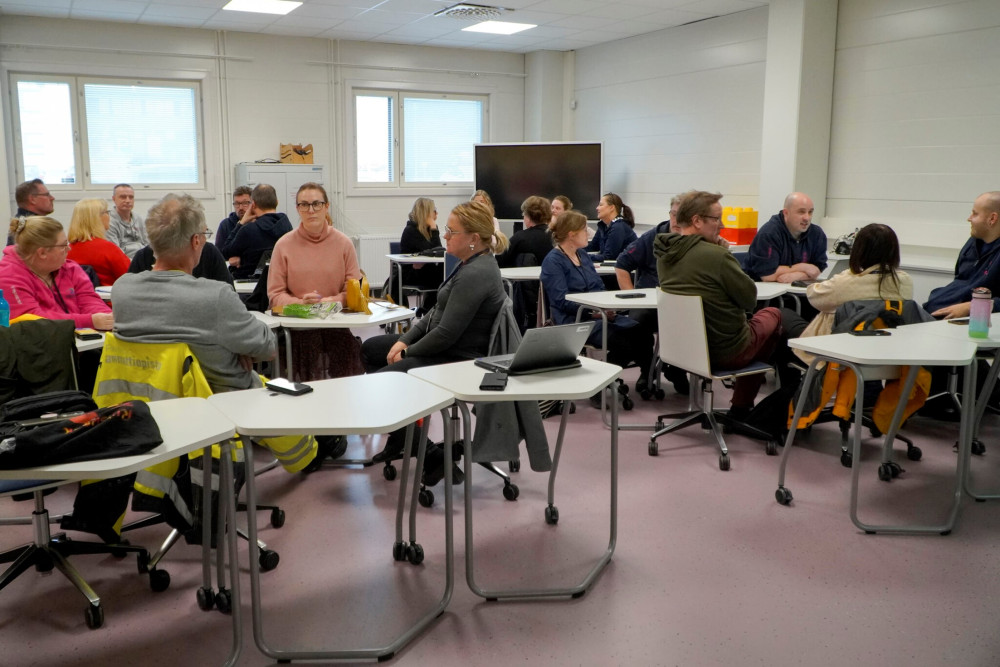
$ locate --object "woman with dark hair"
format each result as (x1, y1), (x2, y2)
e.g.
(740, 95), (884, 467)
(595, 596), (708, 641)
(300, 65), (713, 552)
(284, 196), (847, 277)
(542, 210), (654, 397)
(588, 192), (637, 263)
(796, 223), (912, 348)
(398, 197), (443, 311)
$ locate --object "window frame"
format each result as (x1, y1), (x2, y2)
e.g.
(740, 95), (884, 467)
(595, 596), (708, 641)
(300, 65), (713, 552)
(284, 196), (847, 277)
(349, 86), (488, 195)
(9, 72), (206, 192)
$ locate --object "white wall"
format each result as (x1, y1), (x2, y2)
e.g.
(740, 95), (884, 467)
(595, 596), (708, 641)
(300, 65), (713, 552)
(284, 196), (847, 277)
(825, 0), (1000, 255)
(572, 8), (769, 225)
(0, 17), (525, 238)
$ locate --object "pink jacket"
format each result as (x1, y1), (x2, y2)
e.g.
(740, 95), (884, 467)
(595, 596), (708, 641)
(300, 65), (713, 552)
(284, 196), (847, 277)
(0, 245), (111, 328)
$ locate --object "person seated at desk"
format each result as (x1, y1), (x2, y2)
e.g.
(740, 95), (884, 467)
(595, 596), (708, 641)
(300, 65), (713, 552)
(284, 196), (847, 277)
(215, 185), (252, 251)
(218, 183), (292, 280)
(128, 238), (234, 285)
(588, 192), (638, 264)
(497, 196), (554, 332)
(361, 201), (509, 480)
(66, 198), (130, 286)
(550, 194), (571, 225)
(542, 210), (654, 399)
(112, 192), (333, 471)
(745, 192), (827, 284)
(923, 191), (1000, 319)
(0, 215), (113, 330)
(268, 182), (364, 382)
(655, 190), (786, 420)
(396, 196), (443, 312)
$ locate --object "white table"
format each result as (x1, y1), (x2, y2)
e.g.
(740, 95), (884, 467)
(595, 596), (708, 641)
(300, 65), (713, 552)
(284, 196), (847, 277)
(409, 357), (622, 600)
(754, 281), (789, 301)
(94, 286), (112, 302)
(206, 373), (455, 663)
(233, 280), (257, 294)
(386, 253), (446, 308)
(779, 329), (977, 535)
(0, 398), (242, 665)
(74, 332), (105, 353)
(899, 314), (1000, 500)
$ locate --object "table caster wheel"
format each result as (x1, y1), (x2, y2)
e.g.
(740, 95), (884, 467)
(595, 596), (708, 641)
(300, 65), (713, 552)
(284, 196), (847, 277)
(259, 549), (280, 572)
(508, 459), (520, 473)
(719, 454), (731, 471)
(392, 541), (407, 562)
(270, 508), (286, 528)
(906, 445), (922, 461)
(840, 450), (852, 468)
(648, 439), (659, 456)
(545, 505), (559, 525)
(654, 388), (666, 400)
(502, 483), (519, 501)
(972, 439), (986, 456)
(406, 543), (424, 565)
(877, 463), (895, 482)
(136, 550), (150, 574)
(215, 588), (232, 614)
(418, 488), (434, 508)
(622, 396), (634, 411)
(765, 440), (778, 456)
(149, 567), (170, 592)
(775, 487), (793, 505)
(85, 603), (104, 630)
(197, 586), (215, 611)
(383, 463), (397, 481)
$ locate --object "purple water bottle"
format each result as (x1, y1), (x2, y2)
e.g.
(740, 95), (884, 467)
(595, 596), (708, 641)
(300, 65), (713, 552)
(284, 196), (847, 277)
(969, 287), (991, 338)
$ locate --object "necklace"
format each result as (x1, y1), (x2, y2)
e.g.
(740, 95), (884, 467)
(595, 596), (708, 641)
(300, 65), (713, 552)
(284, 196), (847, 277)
(558, 245), (580, 266)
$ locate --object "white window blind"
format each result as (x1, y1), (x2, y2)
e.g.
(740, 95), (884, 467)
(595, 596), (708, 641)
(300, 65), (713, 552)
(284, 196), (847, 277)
(15, 80), (77, 185)
(356, 94), (394, 183)
(402, 97), (482, 183)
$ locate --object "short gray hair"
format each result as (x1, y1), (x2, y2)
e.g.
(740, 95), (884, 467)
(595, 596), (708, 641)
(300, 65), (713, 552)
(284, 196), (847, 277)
(146, 193), (205, 259)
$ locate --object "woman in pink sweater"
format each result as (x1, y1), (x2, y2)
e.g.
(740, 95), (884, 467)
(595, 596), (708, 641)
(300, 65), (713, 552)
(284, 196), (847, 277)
(267, 182), (363, 380)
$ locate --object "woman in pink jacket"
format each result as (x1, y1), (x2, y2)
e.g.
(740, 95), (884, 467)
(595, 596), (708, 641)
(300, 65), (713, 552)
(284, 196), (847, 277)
(0, 215), (112, 330)
(267, 182), (363, 382)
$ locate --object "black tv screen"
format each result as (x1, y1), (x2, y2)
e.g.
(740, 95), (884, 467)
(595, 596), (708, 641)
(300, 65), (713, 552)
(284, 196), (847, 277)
(474, 142), (603, 221)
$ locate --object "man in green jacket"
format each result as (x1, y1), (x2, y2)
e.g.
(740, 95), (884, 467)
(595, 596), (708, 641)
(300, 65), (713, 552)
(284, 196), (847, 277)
(654, 190), (784, 418)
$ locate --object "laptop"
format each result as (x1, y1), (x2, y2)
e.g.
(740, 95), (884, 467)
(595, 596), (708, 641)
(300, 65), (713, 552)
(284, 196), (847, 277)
(474, 321), (596, 376)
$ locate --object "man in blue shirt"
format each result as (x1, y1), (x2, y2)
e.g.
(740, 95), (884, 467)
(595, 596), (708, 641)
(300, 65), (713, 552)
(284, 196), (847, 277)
(745, 192), (827, 283)
(924, 191), (1000, 318)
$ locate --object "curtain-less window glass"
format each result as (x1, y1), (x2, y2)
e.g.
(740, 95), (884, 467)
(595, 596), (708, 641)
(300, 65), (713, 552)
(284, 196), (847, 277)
(356, 94), (393, 183)
(84, 83), (199, 184)
(16, 81), (77, 185)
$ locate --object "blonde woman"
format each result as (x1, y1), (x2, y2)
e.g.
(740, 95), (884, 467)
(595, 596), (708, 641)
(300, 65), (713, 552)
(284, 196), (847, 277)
(67, 198), (130, 286)
(0, 216), (112, 329)
(398, 197), (443, 310)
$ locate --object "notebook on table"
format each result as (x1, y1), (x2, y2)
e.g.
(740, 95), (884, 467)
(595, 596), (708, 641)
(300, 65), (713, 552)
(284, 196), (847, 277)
(474, 321), (596, 376)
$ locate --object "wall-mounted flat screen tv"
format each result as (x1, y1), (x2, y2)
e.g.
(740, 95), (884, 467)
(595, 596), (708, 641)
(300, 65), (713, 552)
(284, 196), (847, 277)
(474, 142), (603, 221)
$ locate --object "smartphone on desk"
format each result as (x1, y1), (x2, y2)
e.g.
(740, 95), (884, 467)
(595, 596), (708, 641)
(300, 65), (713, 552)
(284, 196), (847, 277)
(265, 378), (313, 396)
(848, 329), (890, 336)
(947, 317), (970, 325)
(75, 328), (103, 340)
(479, 372), (508, 391)
(615, 292), (644, 299)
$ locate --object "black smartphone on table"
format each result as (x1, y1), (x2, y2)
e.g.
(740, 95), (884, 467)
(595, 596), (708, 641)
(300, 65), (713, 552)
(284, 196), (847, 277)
(479, 372), (508, 391)
(265, 378), (313, 396)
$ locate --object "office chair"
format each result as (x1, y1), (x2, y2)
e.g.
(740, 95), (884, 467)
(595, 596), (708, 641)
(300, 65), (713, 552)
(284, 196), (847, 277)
(92, 334), (286, 610)
(648, 290), (779, 470)
(0, 319), (148, 629)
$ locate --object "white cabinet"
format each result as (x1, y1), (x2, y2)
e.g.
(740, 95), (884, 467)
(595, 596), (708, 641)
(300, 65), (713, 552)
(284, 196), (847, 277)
(234, 163), (326, 228)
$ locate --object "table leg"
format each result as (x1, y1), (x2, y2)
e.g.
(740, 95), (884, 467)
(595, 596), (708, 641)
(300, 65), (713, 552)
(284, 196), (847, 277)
(219, 439), (243, 667)
(464, 382), (618, 600)
(964, 350), (1000, 500)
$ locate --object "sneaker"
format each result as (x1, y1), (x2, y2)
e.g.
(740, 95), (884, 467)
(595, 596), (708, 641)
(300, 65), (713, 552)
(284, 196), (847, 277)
(302, 435), (348, 473)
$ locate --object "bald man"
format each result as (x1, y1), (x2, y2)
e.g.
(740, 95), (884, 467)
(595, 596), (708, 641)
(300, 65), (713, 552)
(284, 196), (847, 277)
(745, 192), (827, 283)
(924, 191), (1000, 319)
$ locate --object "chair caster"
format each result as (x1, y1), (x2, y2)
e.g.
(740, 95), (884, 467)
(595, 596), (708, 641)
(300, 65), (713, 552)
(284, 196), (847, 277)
(972, 439), (986, 456)
(215, 587), (233, 614)
(765, 440), (779, 456)
(270, 508), (286, 528)
(149, 567), (171, 592)
(418, 488), (434, 508)
(648, 439), (659, 456)
(906, 445), (922, 461)
(406, 543), (424, 565)
(719, 454), (731, 471)
(653, 388), (665, 400)
(622, 396), (634, 411)
(392, 541), (407, 562)
(509, 459), (520, 473)
(775, 487), (793, 505)
(197, 586), (215, 611)
(840, 450), (853, 468)
(85, 603), (104, 630)
(259, 548), (280, 572)
(545, 505), (559, 525)
(136, 550), (150, 574)
(383, 463), (397, 481)
(502, 483), (519, 501)
(877, 461), (903, 482)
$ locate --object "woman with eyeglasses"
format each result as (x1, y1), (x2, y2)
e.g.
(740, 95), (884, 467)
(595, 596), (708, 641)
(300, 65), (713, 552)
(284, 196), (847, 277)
(0, 215), (113, 329)
(66, 198), (130, 286)
(395, 197), (443, 312)
(361, 201), (511, 478)
(266, 182), (364, 386)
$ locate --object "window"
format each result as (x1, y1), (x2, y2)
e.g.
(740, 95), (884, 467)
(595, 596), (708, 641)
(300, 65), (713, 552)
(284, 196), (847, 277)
(10, 74), (204, 189)
(353, 89), (486, 188)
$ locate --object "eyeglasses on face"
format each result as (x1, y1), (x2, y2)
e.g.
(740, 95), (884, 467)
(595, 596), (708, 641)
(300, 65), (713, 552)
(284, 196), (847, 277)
(44, 243), (71, 250)
(699, 215), (721, 223)
(193, 230), (213, 239)
(296, 201), (327, 211)
(443, 226), (467, 236)
(233, 200), (251, 208)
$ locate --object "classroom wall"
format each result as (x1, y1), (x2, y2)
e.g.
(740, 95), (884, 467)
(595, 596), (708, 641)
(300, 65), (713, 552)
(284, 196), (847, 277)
(0, 16), (526, 238)
(571, 7), (770, 225)
(824, 0), (1000, 256)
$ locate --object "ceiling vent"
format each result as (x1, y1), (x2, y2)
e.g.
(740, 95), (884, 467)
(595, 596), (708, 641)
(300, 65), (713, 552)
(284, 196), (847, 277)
(433, 3), (510, 21)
